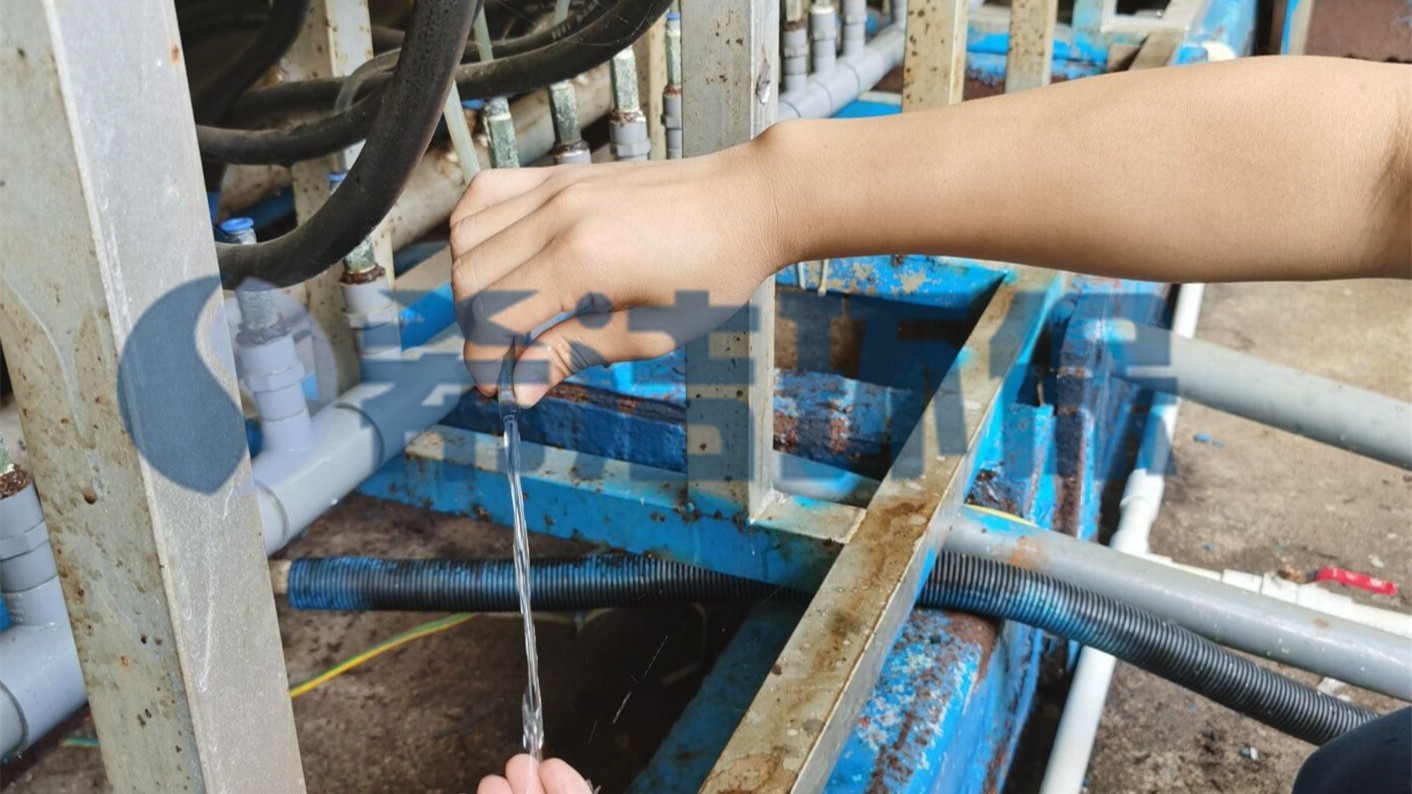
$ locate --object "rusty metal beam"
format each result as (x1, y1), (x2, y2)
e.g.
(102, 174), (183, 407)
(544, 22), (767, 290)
(680, 0), (780, 520)
(0, 2), (304, 789)
(902, 0), (970, 111)
(701, 269), (1060, 792)
(1004, 0), (1060, 92)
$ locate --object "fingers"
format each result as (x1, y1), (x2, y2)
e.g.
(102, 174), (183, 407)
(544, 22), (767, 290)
(512, 311), (673, 408)
(451, 167), (555, 225)
(538, 759), (594, 794)
(458, 270), (572, 394)
(504, 754), (547, 794)
(452, 213), (557, 309)
(477, 776), (513, 794)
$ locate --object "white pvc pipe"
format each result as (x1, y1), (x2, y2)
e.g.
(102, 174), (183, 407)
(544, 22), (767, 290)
(1039, 283), (1205, 794)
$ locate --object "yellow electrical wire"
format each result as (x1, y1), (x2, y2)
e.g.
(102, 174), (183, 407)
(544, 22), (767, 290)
(963, 503), (1039, 528)
(64, 612), (484, 747)
(288, 612), (479, 698)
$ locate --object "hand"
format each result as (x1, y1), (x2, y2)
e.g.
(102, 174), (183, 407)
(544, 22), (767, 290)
(477, 754), (593, 794)
(450, 129), (796, 407)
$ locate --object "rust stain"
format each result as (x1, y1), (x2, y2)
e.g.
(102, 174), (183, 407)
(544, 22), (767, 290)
(169, 44), (181, 65)
(1312, 617), (1330, 629)
(1004, 536), (1046, 570)
(0, 466), (29, 498)
(339, 264), (386, 285)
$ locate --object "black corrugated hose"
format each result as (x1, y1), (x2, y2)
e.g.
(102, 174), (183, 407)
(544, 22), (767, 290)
(214, 0), (479, 289)
(286, 552), (1379, 746)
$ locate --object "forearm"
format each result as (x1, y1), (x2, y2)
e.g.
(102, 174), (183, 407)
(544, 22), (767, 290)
(772, 56), (1411, 282)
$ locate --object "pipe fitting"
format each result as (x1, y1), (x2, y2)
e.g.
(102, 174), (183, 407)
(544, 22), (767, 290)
(661, 86), (683, 160)
(0, 477), (84, 758)
(341, 267), (402, 369)
(0, 477), (53, 595)
(485, 98), (520, 169)
(609, 48), (649, 161)
(778, 25), (903, 121)
(782, 20), (810, 93)
(237, 329), (315, 456)
(809, 2), (838, 75)
(610, 110), (651, 161)
(552, 140), (593, 165)
(548, 80), (583, 147)
(840, 0), (866, 57)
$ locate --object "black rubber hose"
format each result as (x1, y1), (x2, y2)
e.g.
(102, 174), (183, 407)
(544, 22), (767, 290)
(188, 0), (308, 192)
(199, 0), (659, 165)
(190, 0), (309, 125)
(214, 0), (478, 288)
(286, 552), (1379, 746)
(370, 0), (607, 57)
(197, 92), (383, 165)
(226, 0), (665, 124)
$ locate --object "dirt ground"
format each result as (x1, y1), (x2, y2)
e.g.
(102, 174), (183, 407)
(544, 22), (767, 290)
(1, 493), (753, 793)
(1077, 278), (1412, 794)
(4, 3), (1410, 794)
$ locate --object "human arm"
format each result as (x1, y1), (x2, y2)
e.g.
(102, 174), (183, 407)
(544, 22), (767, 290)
(450, 56), (1411, 405)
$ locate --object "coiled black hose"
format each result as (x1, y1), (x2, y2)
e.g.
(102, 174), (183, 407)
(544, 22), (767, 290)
(190, 0), (309, 190)
(286, 552), (1379, 746)
(196, 0), (637, 165)
(221, 0), (668, 128)
(190, 0), (309, 126)
(371, 0), (608, 58)
(214, 0), (478, 288)
(197, 93), (382, 165)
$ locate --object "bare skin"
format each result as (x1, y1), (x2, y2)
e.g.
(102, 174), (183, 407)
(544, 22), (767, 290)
(477, 754), (593, 794)
(455, 56), (1410, 783)
(451, 56), (1409, 407)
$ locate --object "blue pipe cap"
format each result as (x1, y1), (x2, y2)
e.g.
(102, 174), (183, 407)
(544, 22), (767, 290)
(326, 171), (348, 188)
(217, 216), (255, 235)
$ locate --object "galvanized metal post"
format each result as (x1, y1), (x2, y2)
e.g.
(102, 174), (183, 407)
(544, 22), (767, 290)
(901, 0), (970, 111)
(703, 271), (1060, 792)
(282, 0), (395, 399)
(680, 0), (779, 519)
(0, 3), (304, 791)
(1004, 0), (1060, 92)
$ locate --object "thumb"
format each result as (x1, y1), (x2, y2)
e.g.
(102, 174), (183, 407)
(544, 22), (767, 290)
(512, 311), (668, 408)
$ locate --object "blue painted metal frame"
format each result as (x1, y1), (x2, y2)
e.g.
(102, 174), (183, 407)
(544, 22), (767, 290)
(348, 4), (1259, 790)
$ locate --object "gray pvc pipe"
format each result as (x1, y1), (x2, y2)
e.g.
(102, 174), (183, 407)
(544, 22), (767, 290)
(778, 24), (904, 121)
(946, 512), (1412, 700)
(1109, 319), (1412, 470)
(1, 482), (84, 758)
(257, 327), (470, 553)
